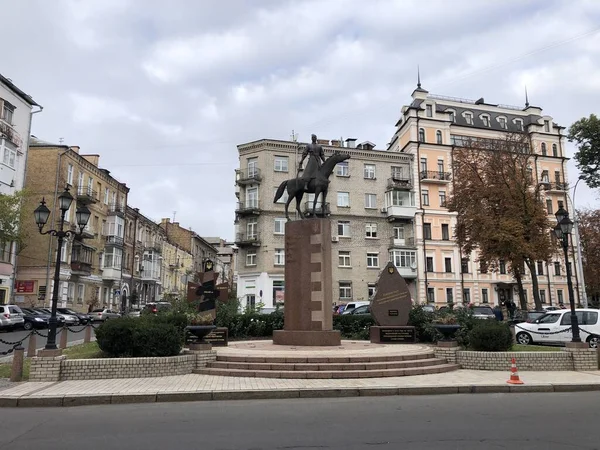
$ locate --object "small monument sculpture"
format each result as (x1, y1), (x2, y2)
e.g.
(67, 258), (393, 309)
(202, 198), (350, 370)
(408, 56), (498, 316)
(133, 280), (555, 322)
(272, 134), (351, 346)
(370, 262), (416, 343)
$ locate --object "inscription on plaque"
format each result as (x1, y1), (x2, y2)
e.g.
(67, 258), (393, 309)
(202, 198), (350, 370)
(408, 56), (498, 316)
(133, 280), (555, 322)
(371, 262), (413, 326)
(204, 328), (228, 346)
(388, 310), (399, 316)
(379, 327), (416, 343)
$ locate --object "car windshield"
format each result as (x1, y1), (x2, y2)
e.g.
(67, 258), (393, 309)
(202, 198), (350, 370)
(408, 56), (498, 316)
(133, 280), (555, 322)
(473, 307), (493, 314)
(62, 309), (78, 314)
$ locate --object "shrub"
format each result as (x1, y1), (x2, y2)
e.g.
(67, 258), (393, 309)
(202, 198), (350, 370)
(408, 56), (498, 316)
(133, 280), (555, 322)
(132, 322), (183, 357)
(95, 317), (136, 357)
(408, 306), (440, 343)
(453, 307), (477, 348)
(333, 315), (374, 339)
(469, 320), (513, 352)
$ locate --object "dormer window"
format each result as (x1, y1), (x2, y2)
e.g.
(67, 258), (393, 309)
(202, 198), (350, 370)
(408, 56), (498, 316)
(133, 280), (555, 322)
(448, 110), (456, 123)
(480, 114), (490, 127)
(498, 116), (507, 129)
(514, 119), (523, 131)
(426, 104), (432, 117)
(463, 112), (473, 125)
(544, 120), (550, 132)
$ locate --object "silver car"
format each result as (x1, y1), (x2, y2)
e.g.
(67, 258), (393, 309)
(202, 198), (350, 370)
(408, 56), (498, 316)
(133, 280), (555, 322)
(89, 308), (121, 321)
(35, 308), (79, 325)
(0, 305), (25, 330)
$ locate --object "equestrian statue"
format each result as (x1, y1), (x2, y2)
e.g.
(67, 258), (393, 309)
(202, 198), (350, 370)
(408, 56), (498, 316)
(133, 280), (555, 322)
(274, 134), (351, 221)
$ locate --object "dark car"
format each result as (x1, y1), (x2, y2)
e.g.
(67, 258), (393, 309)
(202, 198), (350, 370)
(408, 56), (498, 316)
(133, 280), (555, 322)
(20, 307), (58, 330)
(57, 308), (91, 324)
(142, 302), (172, 314)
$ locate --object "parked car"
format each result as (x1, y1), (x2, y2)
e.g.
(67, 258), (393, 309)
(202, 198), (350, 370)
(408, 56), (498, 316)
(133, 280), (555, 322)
(19, 307), (50, 330)
(35, 307), (79, 325)
(471, 306), (495, 320)
(542, 305), (562, 311)
(89, 308), (121, 321)
(22, 308), (66, 327)
(341, 301), (370, 315)
(515, 308), (600, 348)
(142, 302), (173, 314)
(508, 310), (545, 326)
(126, 310), (141, 318)
(57, 308), (91, 324)
(347, 305), (370, 315)
(0, 305), (25, 331)
(421, 304), (436, 313)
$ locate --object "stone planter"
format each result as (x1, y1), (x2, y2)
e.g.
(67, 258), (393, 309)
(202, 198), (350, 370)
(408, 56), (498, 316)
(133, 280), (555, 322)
(434, 324), (460, 341)
(186, 325), (216, 343)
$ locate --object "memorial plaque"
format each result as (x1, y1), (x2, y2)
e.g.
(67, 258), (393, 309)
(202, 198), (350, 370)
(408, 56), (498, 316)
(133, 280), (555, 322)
(370, 326), (416, 343)
(204, 327), (228, 346)
(371, 262), (412, 326)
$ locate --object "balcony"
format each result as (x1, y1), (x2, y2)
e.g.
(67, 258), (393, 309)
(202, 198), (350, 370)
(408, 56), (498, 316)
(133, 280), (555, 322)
(387, 177), (412, 190)
(390, 249), (418, 279)
(76, 185), (98, 204)
(141, 269), (160, 282)
(70, 261), (92, 276)
(541, 181), (568, 192)
(236, 201), (261, 216)
(108, 203), (125, 216)
(420, 170), (451, 183)
(102, 267), (121, 281)
(70, 244), (94, 276)
(389, 236), (416, 248)
(144, 242), (162, 253)
(384, 205), (417, 220)
(236, 168), (262, 185)
(235, 233), (261, 247)
(303, 202), (331, 217)
(105, 235), (124, 247)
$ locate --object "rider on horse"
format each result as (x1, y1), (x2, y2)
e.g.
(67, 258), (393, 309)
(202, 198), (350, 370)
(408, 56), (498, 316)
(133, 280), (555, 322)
(298, 134), (326, 192)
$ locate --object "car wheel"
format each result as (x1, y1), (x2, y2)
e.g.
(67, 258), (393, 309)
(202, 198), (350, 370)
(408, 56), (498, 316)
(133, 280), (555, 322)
(516, 332), (532, 345)
(23, 322), (33, 331)
(587, 335), (599, 349)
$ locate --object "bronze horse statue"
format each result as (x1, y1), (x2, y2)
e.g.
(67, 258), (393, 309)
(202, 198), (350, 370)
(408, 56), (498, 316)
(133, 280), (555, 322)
(274, 153), (351, 221)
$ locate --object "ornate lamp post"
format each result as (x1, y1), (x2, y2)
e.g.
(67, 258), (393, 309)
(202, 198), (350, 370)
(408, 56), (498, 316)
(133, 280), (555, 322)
(553, 206), (581, 343)
(33, 187), (91, 351)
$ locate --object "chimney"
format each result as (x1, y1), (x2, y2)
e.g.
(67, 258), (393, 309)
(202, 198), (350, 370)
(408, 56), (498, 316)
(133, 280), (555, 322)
(82, 154), (100, 167)
(70, 146), (80, 154)
(345, 138), (357, 149)
(317, 139), (330, 145)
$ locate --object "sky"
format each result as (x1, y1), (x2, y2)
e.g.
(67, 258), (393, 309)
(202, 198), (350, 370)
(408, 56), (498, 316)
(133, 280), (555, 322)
(3, 0), (600, 240)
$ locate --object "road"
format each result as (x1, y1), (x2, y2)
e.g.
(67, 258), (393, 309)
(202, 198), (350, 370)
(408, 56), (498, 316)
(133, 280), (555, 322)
(0, 392), (598, 449)
(0, 326), (89, 356)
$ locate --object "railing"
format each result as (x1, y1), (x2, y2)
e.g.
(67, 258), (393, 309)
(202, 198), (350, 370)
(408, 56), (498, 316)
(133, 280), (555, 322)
(235, 233), (261, 246)
(236, 201), (261, 214)
(390, 236), (415, 247)
(70, 261), (92, 274)
(541, 181), (568, 191)
(76, 185), (98, 202)
(105, 235), (124, 246)
(144, 242), (162, 252)
(108, 203), (125, 214)
(420, 170), (451, 181)
(303, 202), (330, 216)
(236, 168), (262, 183)
(387, 177), (412, 190)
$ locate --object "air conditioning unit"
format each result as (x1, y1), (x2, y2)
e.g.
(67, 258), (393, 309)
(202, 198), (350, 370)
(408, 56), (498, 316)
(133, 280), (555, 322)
(380, 207), (387, 213)
(331, 236), (339, 243)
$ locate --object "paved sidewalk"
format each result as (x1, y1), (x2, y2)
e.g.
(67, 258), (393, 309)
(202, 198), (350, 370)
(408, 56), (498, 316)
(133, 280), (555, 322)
(2, 369), (600, 407)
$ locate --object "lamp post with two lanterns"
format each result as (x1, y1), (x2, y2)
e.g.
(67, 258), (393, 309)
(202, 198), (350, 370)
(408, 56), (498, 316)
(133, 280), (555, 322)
(33, 186), (91, 351)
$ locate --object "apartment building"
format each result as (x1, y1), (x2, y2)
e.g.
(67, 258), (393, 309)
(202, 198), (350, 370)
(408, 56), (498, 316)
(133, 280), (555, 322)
(17, 138), (128, 311)
(204, 237), (236, 284)
(386, 83), (582, 307)
(161, 238), (194, 298)
(0, 74), (41, 303)
(234, 138), (416, 311)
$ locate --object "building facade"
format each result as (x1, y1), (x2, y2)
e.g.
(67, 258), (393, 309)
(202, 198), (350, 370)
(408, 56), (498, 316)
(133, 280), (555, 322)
(0, 74), (41, 304)
(234, 138), (416, 312)
(386, 84), (583, 307)
(18, 138), (129, 311)
(161, 239), (194, 298)
(204, 237), (236, 285)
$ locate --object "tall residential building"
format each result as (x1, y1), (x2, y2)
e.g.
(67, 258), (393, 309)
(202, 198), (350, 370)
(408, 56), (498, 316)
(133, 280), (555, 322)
(17, 138), (128, 311)
(161, 238), (194, 298)
(386, 83), (582, 307)
(234, 138), (416, 312)
(204, 237), (237, 285)
(0, 74), (41, 304)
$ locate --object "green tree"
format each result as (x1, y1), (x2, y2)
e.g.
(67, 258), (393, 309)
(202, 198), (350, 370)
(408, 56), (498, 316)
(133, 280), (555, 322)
(568, 114), (600, 188)
(0, 190), (28, 254)
(576, 208), (600, 306)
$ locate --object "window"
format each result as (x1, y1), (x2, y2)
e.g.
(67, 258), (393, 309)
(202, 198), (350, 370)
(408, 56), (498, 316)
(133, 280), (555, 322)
(561, 311), (599, 326)
(364, 164), (376, 179)
(437, 159), (445, 173)
(367, 253), (379, 268)
(554, 171), (561, 183)
(368, 284), (377, 299)
(393, 226), (404, 240)
(337, 221), (350, 237)
(418, 128), (425, 142)
(537, 261), (544, 275)
(364, 193), (377, 209)
(539, 289), (546, 303)
(426, 104), (432, 117)
(446, 288), (454, 304)
(552, 144), (558, 157)
(427, 288), (435, 303)
(246, 187), (258, 208)
(1, 101), (14, 124)
(274, 156), (288, 172)
(388, 190), (414, 207)
(479, 260), (488, 274)
(77, 172), (84, 192)
(104, 187), (109, 205)
(448, 110), (455, 122)
(103, 248), (122, 269)
(337, 192), (350, 207)
(67, 164), (74, 185)
(434, 130), (443, 145)
(391, 166), (404, 179)
(336, 161), (349, 177)
(441, 224), (449, 240)
(444, 257), (452, 273)
(482, 288), (489, 304)
(339, 251), (351, 267)
(557, 289), (564, 304)
(246, 251), (256, 266)
(87, 176), (93, 191)
(365, 223), (377, 238)
(541, 143), (547, 156)
(463, 288), (471, 304)
(273, 187), (289, 204)
(77, 284), (84, 304)
(274, 218), (285, 235)
(426, 256), (434, 272)
(246, 295), (256, 309)
(0, 241), (11, 263)
(499, 260), (506, 274)
(546, 199), (553, 215)
(67, 283), (75, 303)
(558, 200), (564, 209)
(541, 170), (549, 183)
(554, 261), (561, 276)
(390, 250), (416, 268)
(461, 258), (469, 273)
(481, 115), (490, 127)
(339, 282), (352, 299)
(423, 223), (432, 240)
(538, 314), (560, 324)
(274, 249), (285, 266)
(515, 119), (523, 131)
(60, 240), (69, 263)
(464, 112), (473, 125)
(544, 120), (550, 132)
(420, 157), (427, 172)
(498, 117), (507, 129)
(421, 190), (429, 206)
(247, 157), (258, 177)
(247, 219), (257, 239)
(2, 141), (16, 168)
(439, 191), (447, 207)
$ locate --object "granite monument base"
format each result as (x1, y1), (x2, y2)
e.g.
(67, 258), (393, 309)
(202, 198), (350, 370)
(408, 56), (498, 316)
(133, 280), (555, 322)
(370, 326), (416, 344)
(273, 330), (341, 346)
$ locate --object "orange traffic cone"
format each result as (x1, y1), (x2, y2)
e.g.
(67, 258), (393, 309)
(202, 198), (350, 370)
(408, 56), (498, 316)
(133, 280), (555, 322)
(506, 357), (524, 385)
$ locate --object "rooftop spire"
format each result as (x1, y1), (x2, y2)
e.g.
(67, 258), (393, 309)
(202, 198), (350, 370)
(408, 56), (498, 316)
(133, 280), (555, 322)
(417, 65), (421, 89)
(525, 86), (529, 108)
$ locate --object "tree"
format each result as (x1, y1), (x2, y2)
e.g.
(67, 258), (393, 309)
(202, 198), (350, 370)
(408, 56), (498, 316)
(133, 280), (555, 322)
(568, 114), (600, 188)
(576, 208), (600, 306)
(0, 190), (28, 255)
(448, 134), (554, 311)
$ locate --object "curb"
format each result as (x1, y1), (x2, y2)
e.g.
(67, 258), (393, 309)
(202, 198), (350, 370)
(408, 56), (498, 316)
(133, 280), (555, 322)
(2, 383), (600, 407)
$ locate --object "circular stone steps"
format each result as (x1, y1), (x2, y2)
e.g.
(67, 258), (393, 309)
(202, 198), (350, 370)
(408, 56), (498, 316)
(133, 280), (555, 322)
(194, 350), (460, 379)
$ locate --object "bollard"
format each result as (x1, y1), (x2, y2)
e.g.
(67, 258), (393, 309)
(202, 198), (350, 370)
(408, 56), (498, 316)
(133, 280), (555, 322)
(10, 346), (25, 382)
(59, 328), (68, 349)
(84, 324), (91, 343)
(27, 333), (37, 358)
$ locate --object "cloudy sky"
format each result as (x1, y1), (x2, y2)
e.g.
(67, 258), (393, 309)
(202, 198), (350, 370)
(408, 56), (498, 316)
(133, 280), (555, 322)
(4, 0), (600, 240)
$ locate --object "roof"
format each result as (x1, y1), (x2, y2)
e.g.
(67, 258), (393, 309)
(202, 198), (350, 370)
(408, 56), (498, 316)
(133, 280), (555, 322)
(0, 74), (40, 107)
(435, 103), (544, 132)
(29, 136), (66, 148)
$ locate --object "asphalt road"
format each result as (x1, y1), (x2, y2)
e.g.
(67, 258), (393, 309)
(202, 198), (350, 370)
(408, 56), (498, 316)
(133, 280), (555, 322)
(1, 392), (599, 449)
(0, 326), (89, 356)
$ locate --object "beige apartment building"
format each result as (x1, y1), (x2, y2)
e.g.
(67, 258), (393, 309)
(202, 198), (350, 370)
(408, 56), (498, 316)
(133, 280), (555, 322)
(161, 238), (194, 298)
(386, 83), (583, 307)
(235, 138), (417, 312)
(17, 138), (128, 311)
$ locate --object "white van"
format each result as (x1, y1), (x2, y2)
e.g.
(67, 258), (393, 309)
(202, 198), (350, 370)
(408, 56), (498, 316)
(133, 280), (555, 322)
(341, 301), (370, 315)
(515, 308), (600, 348)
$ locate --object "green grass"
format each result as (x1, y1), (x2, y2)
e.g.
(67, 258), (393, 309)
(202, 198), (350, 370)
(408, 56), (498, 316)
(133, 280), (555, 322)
(511, 344), (561, 352)
(0, 342), (102, 381)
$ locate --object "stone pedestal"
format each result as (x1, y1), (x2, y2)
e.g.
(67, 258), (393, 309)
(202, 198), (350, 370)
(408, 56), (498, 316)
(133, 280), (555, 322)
(273, 218), (341, 346)
(370, 326), (416, 344)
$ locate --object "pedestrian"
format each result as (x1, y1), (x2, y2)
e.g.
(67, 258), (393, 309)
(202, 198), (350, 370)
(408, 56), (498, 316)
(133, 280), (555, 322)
(493, 305), (504, 321)
(507, 300), (516, 319)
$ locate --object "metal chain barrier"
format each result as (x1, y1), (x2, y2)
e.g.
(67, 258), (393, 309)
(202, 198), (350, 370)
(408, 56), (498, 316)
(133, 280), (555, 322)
(0, 344), (20, 356)
(0, 331), (34, 346)
(33, 329), (48, 338)
(65, 325), (88, 333)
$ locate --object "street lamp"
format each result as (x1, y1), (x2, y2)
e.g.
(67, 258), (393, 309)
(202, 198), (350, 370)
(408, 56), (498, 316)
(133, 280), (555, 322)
(553, 206), (581, 343)
(33, 186), (91, 351)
